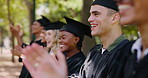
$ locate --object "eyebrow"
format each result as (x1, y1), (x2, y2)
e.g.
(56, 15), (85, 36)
(91, 11), (101, 14)
(62, 35), (67, 37)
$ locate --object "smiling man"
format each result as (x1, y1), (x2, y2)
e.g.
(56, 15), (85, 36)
(110, 0), (148, 78)
(79, 0), (129, 78)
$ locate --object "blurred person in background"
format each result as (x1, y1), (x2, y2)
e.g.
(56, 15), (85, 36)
(10, 15), (51, 78)
(110, 0), (148, 78)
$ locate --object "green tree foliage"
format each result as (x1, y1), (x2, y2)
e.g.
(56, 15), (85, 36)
(122, 25), (139, 40)
(0, 0), (9, 36)
(0, 0), (138, 46)
(36, 0), (83, 21)
(0, 0), (29, 41)
(0, 0), (84, 44)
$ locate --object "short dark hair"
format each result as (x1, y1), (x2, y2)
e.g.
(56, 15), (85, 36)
(107, 8), (118, 16)
(77, 38), (83, 50)
(73, 34), (83, 50)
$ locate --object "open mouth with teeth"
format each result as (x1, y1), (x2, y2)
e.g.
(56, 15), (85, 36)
(59, 45), (65, 49)
(91, 25), (97, 28)
(90, 24), (97, 31)
(118, 1), (134, 15)
(118, 4), (132, 10)
(117, 0), (134, 10)
(118, 4), (133, 15)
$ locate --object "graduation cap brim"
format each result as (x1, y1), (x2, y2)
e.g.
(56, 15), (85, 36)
(36, 15), (51, 27)
(44, 21), (65, 30)
(60, 17), (92, 40)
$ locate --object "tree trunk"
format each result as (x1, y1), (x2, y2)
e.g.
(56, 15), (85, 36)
(7, 0), (15, 62)
(23, 0), (36, 41)
(81, 0), (96, 56)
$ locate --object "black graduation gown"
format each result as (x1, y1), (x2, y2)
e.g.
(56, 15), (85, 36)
(19, 39), (45, 78)
(109, 41), (135, 78)
(30, 39), (46, 47)
(19, 40), (46, 62)
(67, 51), (86, 76)
(123, 48), (148, 78)
(110, 40), (148, 78)
(19, 65), (31, 78)
(79, 39), (129, 78)
(133, 55), (148, 78)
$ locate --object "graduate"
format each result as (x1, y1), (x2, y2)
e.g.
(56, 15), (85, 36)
(79, 0), (129, 78)
(10, 15), (51, 78)
(20, 20), (65, 78)
(59, 17), (92, 76)
(10, 15), (51, 55)
(110, 0), (148, 78)
(43, 21), (65, 52)
(19, 15), (51, 78)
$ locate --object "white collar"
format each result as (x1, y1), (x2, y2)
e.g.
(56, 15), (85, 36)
(131, 38), (142, 53)
(131, 38), (148, 61)
(101, 48), (106, 54)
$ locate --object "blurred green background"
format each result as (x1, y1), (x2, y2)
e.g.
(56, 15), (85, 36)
(0, 0), (138, 54)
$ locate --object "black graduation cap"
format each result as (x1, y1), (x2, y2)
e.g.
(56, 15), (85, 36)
(44, 21), (65, 30)
(36, 15), (51, 27)
(92, 0), (118, 11)
(60, 17), (92, 40)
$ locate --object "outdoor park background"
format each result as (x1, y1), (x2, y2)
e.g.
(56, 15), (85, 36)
(0, 0), (138, 77)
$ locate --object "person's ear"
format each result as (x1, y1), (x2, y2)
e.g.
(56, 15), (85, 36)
(111, 13), (120, 24)
(74, 37), (80, 44)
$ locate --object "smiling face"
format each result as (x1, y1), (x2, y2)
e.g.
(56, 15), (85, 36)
(117, 0), (148, 25)
(45, 30), (55, 48)
(59, 31), (79, 52)
(88, 5), (114, 37)
(117, 0), (136, 25)
(31, 21), (44, 34)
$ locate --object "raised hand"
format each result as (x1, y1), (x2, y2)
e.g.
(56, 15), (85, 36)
(10, 24), (23, 46)
(10, 24), (22, 37)
(11, 45), (22, 57)
(22, 43), (67, 78)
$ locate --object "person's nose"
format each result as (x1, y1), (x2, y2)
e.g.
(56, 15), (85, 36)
(88, 15), (95, 23)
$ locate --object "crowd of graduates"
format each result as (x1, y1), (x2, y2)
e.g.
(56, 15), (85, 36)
(9, 0), (148, 78)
